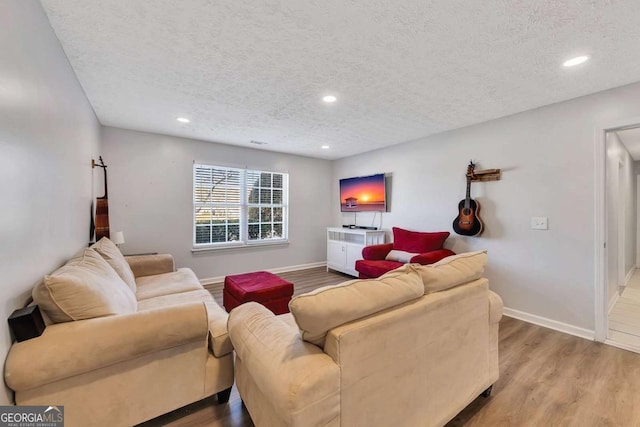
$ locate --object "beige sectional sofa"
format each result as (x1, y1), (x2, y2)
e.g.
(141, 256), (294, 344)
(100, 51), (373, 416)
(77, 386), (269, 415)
(228, 251), (503, 427)
(4, 238), (233, 427)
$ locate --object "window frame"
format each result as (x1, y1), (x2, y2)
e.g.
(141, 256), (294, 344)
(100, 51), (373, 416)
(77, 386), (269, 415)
(193, 163), (289, 250)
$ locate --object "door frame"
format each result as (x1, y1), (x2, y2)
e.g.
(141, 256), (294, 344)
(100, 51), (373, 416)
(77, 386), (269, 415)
(595, 118), (640, 342)
(618, 160), (625, 290)
(636, 175), (640, 268)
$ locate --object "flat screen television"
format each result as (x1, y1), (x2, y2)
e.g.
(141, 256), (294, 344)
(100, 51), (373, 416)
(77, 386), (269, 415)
(339, 173), (386, 212)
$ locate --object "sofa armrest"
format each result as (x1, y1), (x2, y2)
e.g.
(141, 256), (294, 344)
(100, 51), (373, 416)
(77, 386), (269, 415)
(125, 254), (175, 277)
(362, 243), (394, 260)
(5, 303), (208, 391)
(488, 290), (503, 324)
(204, 301), (233, 357)
(410, 249), (456, 265)
(228, 303), (340, 417)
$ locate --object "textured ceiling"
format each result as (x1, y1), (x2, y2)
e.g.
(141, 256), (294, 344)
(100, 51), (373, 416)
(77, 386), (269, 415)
(41, 0), (640, 160)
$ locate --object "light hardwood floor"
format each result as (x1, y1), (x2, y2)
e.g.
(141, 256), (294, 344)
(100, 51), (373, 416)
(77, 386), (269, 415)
(140, 267), (640, 427)
(609, 269), (640, 349)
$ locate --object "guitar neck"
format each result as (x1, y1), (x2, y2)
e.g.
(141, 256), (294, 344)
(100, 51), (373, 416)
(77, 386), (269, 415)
(464, 178), (471, 208)
(96, 157), (109, 199)
(103, 166), (108, 198)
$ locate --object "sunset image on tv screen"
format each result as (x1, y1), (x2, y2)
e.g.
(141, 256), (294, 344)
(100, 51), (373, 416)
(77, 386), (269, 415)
(340, 174), (386, 212)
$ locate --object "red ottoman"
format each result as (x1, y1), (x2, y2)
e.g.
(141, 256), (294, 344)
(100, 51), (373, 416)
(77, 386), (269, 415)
(223, 271), (294, 314)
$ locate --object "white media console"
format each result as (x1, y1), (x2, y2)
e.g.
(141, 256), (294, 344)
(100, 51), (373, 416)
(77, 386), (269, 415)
(326, 227), (386, 276)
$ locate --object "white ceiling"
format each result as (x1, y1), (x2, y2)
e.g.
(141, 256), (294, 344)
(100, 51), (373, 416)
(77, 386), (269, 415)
(41, 0), (640, 160)
(617, 128), (640, 161)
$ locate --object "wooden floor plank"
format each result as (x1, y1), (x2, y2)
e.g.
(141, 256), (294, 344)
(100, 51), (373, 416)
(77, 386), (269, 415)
(142, 268), (640, 427)
(609, 276), (640, 349)
(626, 270), (640, 290)
(610, 303), (640, 315)
(609, 269), (640, 345)
(609, 330), (640, 348)
(610, 321), (640, 336)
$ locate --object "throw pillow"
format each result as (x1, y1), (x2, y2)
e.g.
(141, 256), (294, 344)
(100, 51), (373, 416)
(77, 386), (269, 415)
(416, 250), (488, 293)
(289, 265), (424, 348)
(33, 248), (137, 323)
(392, 227), (449, 253)
(92, 237), (137, 292)
(385, 249), (418, 263)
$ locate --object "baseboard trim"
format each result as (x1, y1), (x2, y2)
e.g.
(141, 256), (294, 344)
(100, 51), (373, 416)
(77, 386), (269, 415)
(604, 338), (640, 354)
(624, 265), (636, 286)
(503, 307), (595, 341)
(605, 266), (635, 315)
(608, 290), (621, 315)
(200, 261), (327, 285)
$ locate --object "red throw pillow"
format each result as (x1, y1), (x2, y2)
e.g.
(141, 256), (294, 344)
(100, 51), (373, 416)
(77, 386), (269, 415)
(392, 227), (449, 253)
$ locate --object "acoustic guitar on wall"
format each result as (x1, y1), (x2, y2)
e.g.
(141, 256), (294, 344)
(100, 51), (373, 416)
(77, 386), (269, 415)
(94, 156), (110, 240)
(453, 161), (483, 237)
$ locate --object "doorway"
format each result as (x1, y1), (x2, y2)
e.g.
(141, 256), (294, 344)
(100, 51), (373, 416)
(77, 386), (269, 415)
(598, 125), (640, 351)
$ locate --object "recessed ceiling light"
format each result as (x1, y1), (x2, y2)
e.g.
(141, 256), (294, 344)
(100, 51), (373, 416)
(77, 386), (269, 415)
(322, 95), (337, 103)
(177, 117), (190, 123)
(563, 55), (589, 67)
(321, 145), (330, 149)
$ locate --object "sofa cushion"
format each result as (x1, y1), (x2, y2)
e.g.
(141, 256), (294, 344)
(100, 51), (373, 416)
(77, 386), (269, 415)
(277, 312), (299, 331)
(135, 268), (203, 301)
(33, 248), (137, 323)
(355, 259), (403, 279)
(289, 265), (424, 347)
(392, 227), (449, 253)
(91, 237), (137, 293)
(137, 289), (213, 311)
(416, 250), (488, 293)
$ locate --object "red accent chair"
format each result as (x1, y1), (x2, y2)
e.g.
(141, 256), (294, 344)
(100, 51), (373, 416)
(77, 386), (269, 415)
(355, 227), (456, 279)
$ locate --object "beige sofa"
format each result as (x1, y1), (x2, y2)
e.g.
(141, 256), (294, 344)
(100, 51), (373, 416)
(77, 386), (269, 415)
(228, 251), (502, 427)
(4, 238), (234, 427)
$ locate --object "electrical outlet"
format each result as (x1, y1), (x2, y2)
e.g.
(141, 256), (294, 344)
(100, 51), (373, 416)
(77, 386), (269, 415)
(531, 217), (548, 230)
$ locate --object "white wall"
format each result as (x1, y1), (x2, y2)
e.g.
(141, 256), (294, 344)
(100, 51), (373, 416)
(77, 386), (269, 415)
(0, 1), (100, 404)
(101, 126), (333, 279)
(606, 132), (636, 304)
(333, 81), (640, 332)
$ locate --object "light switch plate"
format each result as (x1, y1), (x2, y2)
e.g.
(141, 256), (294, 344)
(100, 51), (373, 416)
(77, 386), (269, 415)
(531, 217), (548, 230)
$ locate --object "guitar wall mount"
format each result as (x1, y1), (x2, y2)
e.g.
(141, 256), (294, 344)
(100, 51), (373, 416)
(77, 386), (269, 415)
(469, 168), (501, 182)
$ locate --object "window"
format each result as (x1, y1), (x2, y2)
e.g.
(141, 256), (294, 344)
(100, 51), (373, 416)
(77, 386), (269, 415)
(193, 163), (288, 248)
